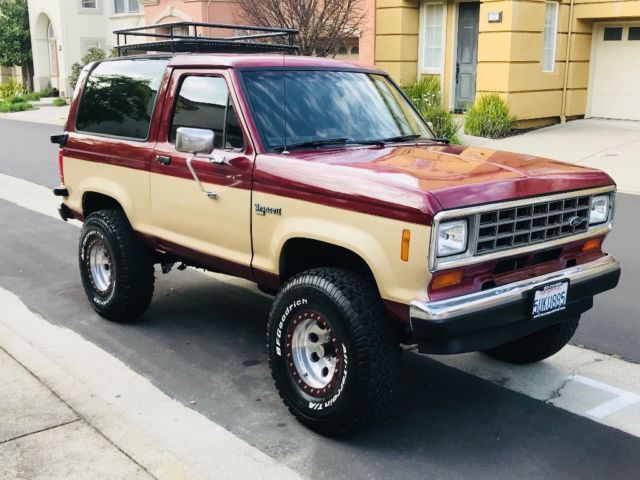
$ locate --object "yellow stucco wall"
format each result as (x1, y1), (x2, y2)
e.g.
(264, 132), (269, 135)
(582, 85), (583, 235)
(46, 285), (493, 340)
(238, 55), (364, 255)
(375, 0), (420, 85)
(376, 0), (640, 122)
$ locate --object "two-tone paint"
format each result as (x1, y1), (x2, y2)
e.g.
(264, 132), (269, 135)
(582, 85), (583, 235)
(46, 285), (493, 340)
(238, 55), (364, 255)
(58, 54), (616, 324)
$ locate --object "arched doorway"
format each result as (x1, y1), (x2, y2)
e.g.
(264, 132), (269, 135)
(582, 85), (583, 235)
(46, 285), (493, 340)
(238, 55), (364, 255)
(33, 12), (60, 92)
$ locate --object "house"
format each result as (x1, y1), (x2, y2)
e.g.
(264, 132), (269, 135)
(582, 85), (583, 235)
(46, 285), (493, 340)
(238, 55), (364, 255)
(375, 0), (640, 124)
(27, 0), (146, 96)
(139, 0), (376, 65)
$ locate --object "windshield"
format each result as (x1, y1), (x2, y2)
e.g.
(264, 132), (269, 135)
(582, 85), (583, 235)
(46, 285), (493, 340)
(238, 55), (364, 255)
(241, 70), (433, 151)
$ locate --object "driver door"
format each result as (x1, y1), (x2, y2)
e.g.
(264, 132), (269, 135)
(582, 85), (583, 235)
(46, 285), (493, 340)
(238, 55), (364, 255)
(150, 70), (253, 273)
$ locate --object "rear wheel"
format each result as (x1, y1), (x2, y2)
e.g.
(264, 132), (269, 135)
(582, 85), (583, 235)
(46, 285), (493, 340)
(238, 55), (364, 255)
(79, 209), (155, 322)
(267, 268), (400, 435)
(484, 317), (580, 364)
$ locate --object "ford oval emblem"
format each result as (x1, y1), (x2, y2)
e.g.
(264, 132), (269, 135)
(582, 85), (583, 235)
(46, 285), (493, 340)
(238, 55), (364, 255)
(568, 216), (584, 227)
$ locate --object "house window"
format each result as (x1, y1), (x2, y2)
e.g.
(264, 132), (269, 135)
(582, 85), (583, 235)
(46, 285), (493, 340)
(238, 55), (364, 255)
(47, 22), (58, 76)
(351, 46), (359, 55)
(113, 0), (139, 14)
(603, 27), (623, 41)
(422, 3), (444, 73)
(629, 27), (640, 41)
(542, 2), (559, 73)
(82, 38), (104, 56)
(81, 0), (97, 8)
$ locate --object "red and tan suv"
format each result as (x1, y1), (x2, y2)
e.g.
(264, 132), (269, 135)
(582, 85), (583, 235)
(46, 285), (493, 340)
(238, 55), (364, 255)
(52, 23), (621, 434)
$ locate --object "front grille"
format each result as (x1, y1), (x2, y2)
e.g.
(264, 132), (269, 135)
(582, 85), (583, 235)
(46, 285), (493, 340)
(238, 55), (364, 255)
(475, 195), (591, 255)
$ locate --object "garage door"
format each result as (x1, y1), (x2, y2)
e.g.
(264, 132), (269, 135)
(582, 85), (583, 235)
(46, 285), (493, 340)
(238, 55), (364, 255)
(588, 23), (640, 121)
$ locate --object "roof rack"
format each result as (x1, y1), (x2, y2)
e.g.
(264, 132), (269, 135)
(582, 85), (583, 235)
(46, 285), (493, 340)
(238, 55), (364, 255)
(114, 22), (299, 56)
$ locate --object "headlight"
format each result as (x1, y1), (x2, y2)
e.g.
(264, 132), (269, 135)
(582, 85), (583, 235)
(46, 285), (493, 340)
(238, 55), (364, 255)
(437, 220), (468, 257)
(589, 195), (609, 225)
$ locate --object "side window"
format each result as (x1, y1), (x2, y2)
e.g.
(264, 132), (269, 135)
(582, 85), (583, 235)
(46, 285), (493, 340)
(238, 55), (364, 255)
(170, 76), (244, 151)
(76, 58), (168, 139)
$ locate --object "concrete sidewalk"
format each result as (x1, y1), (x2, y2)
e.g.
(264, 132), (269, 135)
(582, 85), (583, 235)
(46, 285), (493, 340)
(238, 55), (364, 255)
(0, 286), (302, 480)
(0, 101), (69, 126)
(0, 349), (152, 480)
(461, 119), (640, 195)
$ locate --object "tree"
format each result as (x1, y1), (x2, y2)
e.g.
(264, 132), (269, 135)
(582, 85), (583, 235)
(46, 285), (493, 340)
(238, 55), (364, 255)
(69, 48), (107, 89)
(0, 0), (32, 89)
(236, 0), (365, 57)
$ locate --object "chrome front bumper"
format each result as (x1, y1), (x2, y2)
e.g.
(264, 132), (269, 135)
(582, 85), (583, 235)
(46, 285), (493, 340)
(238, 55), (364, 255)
(411, 255), (621, 323)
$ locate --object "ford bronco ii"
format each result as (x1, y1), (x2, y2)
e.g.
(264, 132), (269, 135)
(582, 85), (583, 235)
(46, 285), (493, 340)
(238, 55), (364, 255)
(52, 23), (621, 434)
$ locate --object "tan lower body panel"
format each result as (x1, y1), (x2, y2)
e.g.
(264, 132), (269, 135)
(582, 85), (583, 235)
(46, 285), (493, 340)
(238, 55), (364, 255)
(251, 191), (431, 305)
(64, 157), (430, 306)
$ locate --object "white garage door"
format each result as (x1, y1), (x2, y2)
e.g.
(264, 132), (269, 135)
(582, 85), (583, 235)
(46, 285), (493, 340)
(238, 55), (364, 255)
(588, 23), (640, 121)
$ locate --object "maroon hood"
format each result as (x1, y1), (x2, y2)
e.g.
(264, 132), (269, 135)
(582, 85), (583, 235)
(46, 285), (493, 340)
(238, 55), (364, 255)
(253, 144), (615, 224)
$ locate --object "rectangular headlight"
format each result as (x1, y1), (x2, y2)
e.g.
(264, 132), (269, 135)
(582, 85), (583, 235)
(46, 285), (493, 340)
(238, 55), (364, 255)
(590, 195), (609, 225)
(437, 219), (468, 257)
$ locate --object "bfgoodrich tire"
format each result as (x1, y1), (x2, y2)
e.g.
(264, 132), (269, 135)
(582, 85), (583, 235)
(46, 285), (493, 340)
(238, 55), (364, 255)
(79, 209), (155, 322)
(267, 268), (400, 435)
(484, 316), (580, 364)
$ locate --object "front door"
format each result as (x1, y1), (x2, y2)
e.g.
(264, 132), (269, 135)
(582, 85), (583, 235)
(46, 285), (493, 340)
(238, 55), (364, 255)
(454, 2), (480, 111)
(150, 70), (254, 272)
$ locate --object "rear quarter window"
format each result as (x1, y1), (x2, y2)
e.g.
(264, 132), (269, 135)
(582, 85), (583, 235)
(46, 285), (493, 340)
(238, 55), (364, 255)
(75, 59), (168, 140)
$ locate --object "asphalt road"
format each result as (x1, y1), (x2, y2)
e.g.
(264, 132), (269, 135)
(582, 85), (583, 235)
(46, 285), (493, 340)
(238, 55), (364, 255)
(1, 118), (639, 479)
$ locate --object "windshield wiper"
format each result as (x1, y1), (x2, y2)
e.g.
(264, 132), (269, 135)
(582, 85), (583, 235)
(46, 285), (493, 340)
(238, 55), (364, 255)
(382, 134), (424, 143)
(379, 134), (451, 145)
(272, 137), (349, 152)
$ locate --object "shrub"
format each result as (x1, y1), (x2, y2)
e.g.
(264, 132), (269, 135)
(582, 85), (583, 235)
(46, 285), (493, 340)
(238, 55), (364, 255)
(52, 97), (67, 107)
(24, 91), (42, 101)
(0, 100), (33, 112)
(69, 47), (107, 88)
(404, 76), (461, 144)
(39, 85), (57, 97)
(0, 79), (28, 100)
(7, 95), (26, 104)
(464, 93), (517, 138)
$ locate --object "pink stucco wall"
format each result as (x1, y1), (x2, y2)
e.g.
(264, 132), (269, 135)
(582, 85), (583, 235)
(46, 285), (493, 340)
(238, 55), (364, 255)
(143, 0), (375, 66)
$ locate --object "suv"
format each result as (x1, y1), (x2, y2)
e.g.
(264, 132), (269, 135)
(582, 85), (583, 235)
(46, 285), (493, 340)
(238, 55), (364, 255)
(53, 27), (621, 434)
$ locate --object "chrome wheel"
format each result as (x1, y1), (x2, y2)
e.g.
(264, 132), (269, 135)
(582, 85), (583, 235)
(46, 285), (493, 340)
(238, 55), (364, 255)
(286, 311), (342, 397)
(88, 239), (113, 293)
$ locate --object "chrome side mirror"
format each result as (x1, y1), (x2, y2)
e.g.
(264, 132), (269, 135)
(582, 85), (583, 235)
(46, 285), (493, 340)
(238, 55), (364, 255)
(176, 127), (214, 155)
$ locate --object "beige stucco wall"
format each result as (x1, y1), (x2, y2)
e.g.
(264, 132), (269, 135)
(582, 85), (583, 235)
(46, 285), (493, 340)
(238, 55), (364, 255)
(376, 0), (640, 122)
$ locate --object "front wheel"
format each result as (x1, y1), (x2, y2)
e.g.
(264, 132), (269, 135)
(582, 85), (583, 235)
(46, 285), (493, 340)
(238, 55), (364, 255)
(79, 209), (155, 322)
(484, 316), (580, 364)
(267, 268), (400, 435)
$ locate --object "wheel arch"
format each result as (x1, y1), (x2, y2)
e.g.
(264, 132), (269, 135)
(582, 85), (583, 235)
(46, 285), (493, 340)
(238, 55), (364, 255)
(279, 237), (376, 285)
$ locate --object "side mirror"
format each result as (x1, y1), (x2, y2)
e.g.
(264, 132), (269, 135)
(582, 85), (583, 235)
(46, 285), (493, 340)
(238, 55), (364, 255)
(176, 127), (214, 155)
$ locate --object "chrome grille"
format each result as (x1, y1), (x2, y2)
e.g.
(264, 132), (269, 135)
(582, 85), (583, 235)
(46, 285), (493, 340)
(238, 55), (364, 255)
(475, 195), (591, 255)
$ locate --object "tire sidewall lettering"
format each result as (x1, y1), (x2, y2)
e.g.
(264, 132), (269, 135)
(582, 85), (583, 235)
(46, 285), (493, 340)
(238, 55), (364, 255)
(81, 226), (116, 305)
(273, 292), (351, 415)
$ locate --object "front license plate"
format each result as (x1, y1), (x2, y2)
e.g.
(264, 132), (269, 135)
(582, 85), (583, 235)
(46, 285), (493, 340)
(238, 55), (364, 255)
(532, 281), (569, 319)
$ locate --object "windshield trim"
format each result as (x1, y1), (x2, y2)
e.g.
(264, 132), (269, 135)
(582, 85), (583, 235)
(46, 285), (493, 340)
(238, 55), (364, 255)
(238, 68), (436, 154)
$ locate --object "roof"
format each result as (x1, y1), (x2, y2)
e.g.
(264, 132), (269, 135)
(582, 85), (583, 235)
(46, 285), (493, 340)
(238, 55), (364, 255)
(166, 54), (384, 72)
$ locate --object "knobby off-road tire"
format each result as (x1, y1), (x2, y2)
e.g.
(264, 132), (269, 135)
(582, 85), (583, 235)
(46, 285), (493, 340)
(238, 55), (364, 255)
(267, 268), (400, 435)
(79, 209), (155, 322)
(484, 316), (580, 364)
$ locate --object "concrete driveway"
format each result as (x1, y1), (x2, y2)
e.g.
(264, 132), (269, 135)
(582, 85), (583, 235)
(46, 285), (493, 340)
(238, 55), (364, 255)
(462, 119), (640, 195)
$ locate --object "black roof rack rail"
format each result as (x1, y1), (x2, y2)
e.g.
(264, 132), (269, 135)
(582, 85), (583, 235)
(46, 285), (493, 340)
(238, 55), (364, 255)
(114, 22), (299, 56)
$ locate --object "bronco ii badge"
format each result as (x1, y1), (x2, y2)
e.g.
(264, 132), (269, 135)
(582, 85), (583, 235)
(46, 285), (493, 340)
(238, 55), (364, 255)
(255, 203), (282, 216)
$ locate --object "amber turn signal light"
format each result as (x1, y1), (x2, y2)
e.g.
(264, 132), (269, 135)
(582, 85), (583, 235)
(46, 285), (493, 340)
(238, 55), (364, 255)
(582, 237), (603, 252)
(401, 229), (411, 262)
(431, 270), (464, 290)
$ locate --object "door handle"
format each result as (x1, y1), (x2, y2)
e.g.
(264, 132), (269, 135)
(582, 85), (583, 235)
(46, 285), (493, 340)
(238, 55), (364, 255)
(156, 155), (171, 166)
(456, 63), (460, 84)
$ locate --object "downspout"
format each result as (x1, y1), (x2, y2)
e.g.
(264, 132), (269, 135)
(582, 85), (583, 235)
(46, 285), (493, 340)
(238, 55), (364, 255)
(206, 0), (213, 36)
(560, 0), (576, 123)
